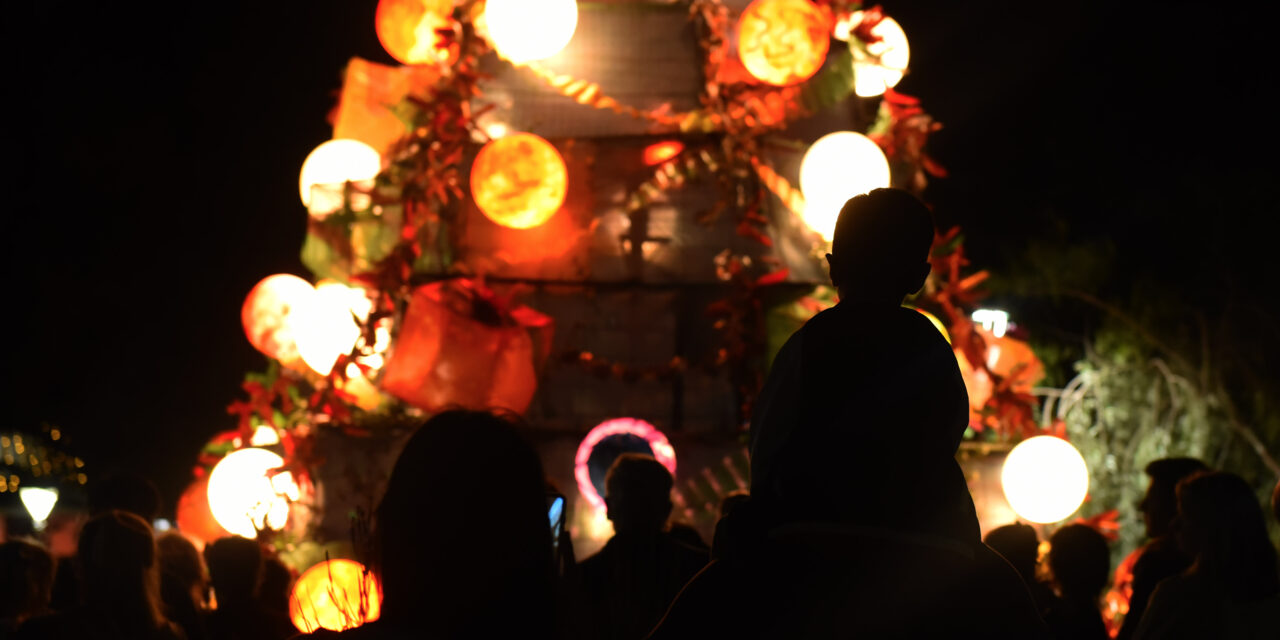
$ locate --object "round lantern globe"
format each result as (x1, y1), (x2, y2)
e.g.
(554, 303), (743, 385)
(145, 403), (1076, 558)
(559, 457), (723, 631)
(294, 282), (373, 377)
(176, 477), (228, 550)
(484, 0), (578, 64)
(206, 448), (300, 539)
(242, 274), (316, 365)
(375, 0), (455, 66)
(470, 133), (567, 229)
(847, 12), (909, 97)
(1001, 436), (1089, 524)
(737, 0), (832, 86)
(798, 131), (891, 241)
(298, 139), (382, 209)
(289, 559), (382, 633)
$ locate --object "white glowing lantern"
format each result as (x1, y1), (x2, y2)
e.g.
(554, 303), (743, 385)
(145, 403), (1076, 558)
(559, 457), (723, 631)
(484, 0), (578, 64)
(294, 282), (373, 377)
(207, 448), (300, 538)
(843, 11), (910, 98)
(20, 487), (58, 529)
(1001, 436), (1089, 524)
(298, 139), (382, 211)
(798, 131), (891, 241)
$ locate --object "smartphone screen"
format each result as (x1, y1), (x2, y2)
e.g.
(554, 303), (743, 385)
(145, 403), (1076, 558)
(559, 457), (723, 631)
(547, 495), (565, 550)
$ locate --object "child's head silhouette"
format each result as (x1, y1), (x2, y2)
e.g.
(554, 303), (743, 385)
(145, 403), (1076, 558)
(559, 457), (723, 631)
(826, 188), (934, 304)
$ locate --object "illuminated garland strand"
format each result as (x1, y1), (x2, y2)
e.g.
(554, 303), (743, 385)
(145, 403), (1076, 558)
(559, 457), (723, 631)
(520, 61), (719, 131)
(750, 157), (806, 216)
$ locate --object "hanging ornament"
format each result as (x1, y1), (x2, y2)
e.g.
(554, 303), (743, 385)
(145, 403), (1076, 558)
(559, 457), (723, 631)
(841, 10), (910, 98)
(798, 131), (890, 241)
(1001, 436), (1089, 524)
(737, 0), (831, 86)
(379, 279), (552, 415)
(298, 139), (382, 213)
(484, 0), (578, 64)
(241, 274), (316, 366)
(470, 133), (567, 230)
(375, 0), (455, 66)
(289, 559), (382, 633)
(574, 418), (677, 511)
(206, 448), (300, 539)
(294, 282), (373, 377)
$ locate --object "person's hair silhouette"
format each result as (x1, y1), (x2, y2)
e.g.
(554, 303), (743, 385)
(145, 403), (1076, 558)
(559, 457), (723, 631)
(826, 188), (934, 305)
(204, 536), (263, 608)
(371, 410), (554, 639)
(1131, 472), (1280, 639)
(1, 540), (55, 631)
(984, 523), (1055, 612)
(604, 453), (674, 534)
(1140, 458), (1208, 539)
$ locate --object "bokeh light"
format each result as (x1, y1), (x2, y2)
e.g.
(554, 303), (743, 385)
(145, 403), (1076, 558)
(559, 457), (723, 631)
(470, 133), (567, 229)
(1001, 436), (1089, 524)
(737, 0), (831, 86)
(206, 448), (300, 538)
(798, 131), (891, 241)
(294, 282), (373, 377)
(484, 0), (578, 64)
(298, 139), (382, 210)
(375, 0), (455, 65)
(241, 274), (316, 365)
(289, 559), (382, 633)
(846, 11), (909, 97)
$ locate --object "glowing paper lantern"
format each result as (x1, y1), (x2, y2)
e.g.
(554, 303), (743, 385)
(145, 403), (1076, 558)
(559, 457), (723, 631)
(798, 131), (891, 241)
(176, 477), (228, 549)
(375, 0), (454, 66)
(206, 448), (300, 538)
(470, 133), (567, 229)
(574, 418), (677, 510)
(298, 139), (382, 211)
(20, 487), (58, 528)
(737, 0), (831, 86)
(242, 274), (316, 365)
(1001, 436), (1089, 524)
(846, 11), (909, 97)
(289, 559), (382, 633)
(484, 0), (578, 64)
(643, 140), (685, 166)
(294, 282), (373, 377)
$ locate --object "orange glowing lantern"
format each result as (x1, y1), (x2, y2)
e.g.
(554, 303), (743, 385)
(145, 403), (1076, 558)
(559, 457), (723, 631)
(643, 140), (685, 166)
(737, 0), (832, 86)
(294, 282), (373, 377)
(289, 559), (382, 633)
(176, 477), (228, 550)
(375, 0), (455, 66)
(242, 274), (316, 366)
(470, 133), (567, 229)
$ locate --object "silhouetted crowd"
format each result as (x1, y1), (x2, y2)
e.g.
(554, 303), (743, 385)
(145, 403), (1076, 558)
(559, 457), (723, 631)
(4, 190), (1278, 639)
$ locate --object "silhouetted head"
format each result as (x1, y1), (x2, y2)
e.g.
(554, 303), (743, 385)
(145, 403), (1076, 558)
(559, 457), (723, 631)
(1175, 471), (1279, 601)
(204, 536), (263, 607)
(157, 532), (206, 599)
(257, 555), (293, 614)
(1047, 524), (1110, 603)
(0, 540), (55, 624)
(375, 410), (551, 634)
(1139, 457), (1208, 539)
(718, 490), (750, 521)
(604, 453), (674, 535)
(826, 188), (934, 305)
(88, 471), (162, 523)
(984, 523), (1040, 582)
(78, 510), (167, 629)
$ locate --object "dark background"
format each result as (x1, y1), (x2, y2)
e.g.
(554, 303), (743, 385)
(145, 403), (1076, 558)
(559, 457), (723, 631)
(8, 1), (1274, 512)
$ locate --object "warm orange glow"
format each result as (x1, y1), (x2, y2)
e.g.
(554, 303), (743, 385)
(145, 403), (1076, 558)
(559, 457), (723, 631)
(175, 477), (228, 550)
(737, 0), (831, 86)
(375, 0), (454, 66)
(289, 559), (382, 633)
(470, 133), (567, 229)
(643, 140), (685, 166)
(242, 274), (316, 366)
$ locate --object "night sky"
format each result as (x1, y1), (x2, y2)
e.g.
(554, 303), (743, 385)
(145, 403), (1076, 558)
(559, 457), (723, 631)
(9, 1), (1274, 512)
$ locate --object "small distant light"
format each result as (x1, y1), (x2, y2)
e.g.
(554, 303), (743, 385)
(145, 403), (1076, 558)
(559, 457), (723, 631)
(77, 473), (88, 485)
(972, 308), (1009, 338)
(250, 425), (281, 447)
(153, 518), (173, 532)
(483, 121), (509, 140)
(74, 457), (84, 468)
(50, 428), (61, 440)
